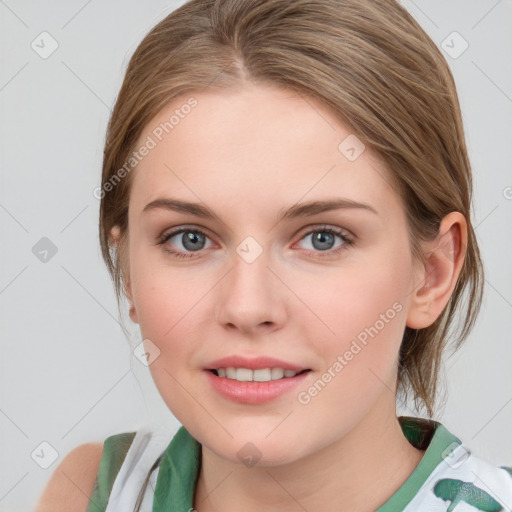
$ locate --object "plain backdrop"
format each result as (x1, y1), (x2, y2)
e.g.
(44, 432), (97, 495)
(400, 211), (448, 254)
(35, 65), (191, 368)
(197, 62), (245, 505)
(1, 1), (511, 510)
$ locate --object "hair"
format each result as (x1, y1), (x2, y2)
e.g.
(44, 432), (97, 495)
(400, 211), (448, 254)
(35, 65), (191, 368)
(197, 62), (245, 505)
(98, 0), (483, 419)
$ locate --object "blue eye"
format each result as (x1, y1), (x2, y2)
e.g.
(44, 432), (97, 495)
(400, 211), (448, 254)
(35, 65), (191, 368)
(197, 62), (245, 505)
(157, 225), (353, 259)
(296, 226), (353, 257)
(158, 228), (213, 258)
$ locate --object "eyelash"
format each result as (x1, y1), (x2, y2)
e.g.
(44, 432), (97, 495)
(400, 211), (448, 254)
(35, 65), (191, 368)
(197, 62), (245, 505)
(157, 225), (354, 259)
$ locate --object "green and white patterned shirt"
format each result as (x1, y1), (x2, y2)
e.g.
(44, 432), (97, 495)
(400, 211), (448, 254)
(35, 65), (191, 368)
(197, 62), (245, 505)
(86, 416), (512, 512)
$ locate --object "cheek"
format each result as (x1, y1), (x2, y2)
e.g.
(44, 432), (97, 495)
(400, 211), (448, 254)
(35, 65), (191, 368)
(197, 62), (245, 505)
(301, 260), (409, 343)
(130, 263), (207, 423)
(295, 245), (412, 385)
(133, 282), (199, 375)
(292, 269), (409, 427)
(129, 240), (205, 338)
(128, 250), (195, 378)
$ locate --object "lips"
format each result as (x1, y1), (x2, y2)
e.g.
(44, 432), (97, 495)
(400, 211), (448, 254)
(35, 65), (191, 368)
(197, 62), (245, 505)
(202, 355), (312, 404)
(204, 367), (311, 404)
(205, 355), (309, 372)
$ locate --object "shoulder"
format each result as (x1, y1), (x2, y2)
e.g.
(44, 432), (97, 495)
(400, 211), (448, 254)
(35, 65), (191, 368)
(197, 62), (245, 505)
(35, 431), (138, 512)
(35, 441), (105, 512)
(426, 446), (512, 510)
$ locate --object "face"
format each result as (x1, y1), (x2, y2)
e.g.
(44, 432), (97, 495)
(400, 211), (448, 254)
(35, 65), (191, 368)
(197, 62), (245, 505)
(122, 83), (422, 465)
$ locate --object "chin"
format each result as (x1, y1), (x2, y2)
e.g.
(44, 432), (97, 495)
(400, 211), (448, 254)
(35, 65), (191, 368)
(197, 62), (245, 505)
(203, 430), (307, 468)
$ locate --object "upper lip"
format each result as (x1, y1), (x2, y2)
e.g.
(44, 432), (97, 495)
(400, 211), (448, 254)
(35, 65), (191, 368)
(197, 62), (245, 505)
(205, 356), (309, 372)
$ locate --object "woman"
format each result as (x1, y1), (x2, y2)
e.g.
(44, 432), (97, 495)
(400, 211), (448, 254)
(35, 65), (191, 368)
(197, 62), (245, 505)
(37, 0), (512, 511)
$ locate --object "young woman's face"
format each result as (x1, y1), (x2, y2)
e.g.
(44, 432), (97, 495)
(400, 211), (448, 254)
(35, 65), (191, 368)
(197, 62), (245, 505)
(124, 84), (423, 465)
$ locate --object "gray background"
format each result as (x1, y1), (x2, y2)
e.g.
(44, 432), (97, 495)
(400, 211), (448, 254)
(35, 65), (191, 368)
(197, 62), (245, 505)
(1, 1), (511, 510)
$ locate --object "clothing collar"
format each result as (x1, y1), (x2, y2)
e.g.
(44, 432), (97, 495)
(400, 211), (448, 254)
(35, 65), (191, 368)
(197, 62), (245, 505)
(153, 416), (462, 512)
(376, 416), (462, 511)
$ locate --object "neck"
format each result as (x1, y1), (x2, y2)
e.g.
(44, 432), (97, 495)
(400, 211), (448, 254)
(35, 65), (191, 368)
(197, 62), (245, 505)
(193, 400), (426, 512)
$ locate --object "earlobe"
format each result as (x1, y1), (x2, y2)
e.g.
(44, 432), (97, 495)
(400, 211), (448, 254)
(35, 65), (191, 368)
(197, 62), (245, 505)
(406, 212), (467, 330)
(109, 225), (121, 247)
(129, 303), (139, 324)
(109, 225), (139, 324)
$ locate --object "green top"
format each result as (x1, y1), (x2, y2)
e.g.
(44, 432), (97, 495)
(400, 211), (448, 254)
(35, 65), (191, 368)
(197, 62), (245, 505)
(87, 432), (138, 512)
(154, 416), (458, 512)
(87, 416), (512, 512)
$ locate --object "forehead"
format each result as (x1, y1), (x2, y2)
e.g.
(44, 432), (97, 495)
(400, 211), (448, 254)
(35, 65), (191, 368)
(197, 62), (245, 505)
(129, 84), (400, 217)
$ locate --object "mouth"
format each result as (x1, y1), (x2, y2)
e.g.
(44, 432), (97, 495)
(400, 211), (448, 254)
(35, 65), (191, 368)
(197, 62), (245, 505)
(203, 356), (312, 404)
(204, 367), (312, 404)
(207, 367), (312, 382)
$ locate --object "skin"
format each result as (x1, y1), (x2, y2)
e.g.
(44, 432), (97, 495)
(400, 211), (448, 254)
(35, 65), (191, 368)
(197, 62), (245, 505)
(111, 83), (466, 512)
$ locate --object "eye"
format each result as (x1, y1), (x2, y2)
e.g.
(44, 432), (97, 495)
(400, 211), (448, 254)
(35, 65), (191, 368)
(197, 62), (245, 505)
(157, 227), (214, 258)
(157, 225), (353, 259)
(295, 226), (353, 257)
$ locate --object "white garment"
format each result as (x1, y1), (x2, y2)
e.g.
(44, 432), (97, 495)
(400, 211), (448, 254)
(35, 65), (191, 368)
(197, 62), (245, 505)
(403, 444), (512, 511)
(101, 422), (512, 512)
(104, 426), (174, 512)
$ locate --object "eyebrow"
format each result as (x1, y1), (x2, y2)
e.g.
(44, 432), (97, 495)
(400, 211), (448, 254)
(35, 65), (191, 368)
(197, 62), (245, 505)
(142, 197), (378, 221)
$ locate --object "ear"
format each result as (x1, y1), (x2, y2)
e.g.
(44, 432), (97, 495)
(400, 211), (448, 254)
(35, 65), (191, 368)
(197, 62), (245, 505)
(406, 212), (467, 329)
(109, 226), (139, 324)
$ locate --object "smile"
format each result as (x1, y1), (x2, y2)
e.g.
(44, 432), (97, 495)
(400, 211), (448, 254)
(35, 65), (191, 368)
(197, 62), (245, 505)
(209, 367), (309, 382)
(204, 368), (312, 405)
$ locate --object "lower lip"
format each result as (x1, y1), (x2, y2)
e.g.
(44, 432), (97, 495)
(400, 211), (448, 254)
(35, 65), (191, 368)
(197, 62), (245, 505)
(204, 370), (311, 405)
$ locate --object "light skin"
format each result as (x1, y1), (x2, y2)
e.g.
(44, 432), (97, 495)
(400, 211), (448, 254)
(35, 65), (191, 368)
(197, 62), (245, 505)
(110, 83), (466, 512)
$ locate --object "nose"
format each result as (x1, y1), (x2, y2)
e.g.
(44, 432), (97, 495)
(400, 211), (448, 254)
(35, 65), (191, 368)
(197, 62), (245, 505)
(215, 242), (288, 336)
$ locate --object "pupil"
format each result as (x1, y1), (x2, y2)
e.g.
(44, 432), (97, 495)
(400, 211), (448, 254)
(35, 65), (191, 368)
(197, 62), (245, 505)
(313, 232), (334, 251)
(183, 232), (204, 251)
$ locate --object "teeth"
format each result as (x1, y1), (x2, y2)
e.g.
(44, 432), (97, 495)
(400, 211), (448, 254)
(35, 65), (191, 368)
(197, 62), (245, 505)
(235, 368), (253, 382)
(215, 367), (301, 382)
(254, 369), (271, 381)
(271, 368), (284, 380)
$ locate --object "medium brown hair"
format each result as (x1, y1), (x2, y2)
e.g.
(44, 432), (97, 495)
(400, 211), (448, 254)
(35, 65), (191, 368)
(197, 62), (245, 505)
(99, 0), (484, 417)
